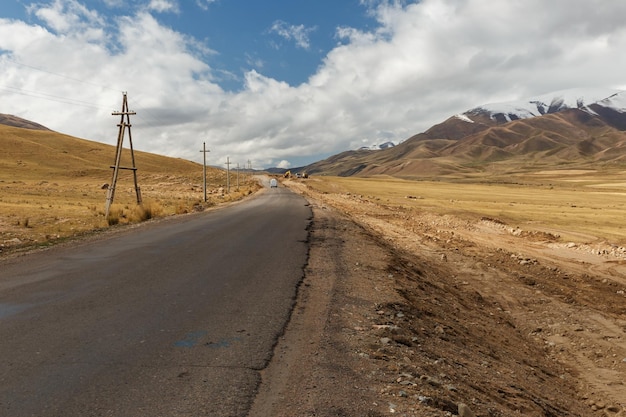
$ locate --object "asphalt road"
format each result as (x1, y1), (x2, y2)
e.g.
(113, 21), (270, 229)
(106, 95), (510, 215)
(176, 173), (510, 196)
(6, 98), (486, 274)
(0, 180), (311, 416)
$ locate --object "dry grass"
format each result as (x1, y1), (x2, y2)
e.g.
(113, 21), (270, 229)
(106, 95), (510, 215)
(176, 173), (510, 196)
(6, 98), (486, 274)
(0, 125), (261, 254)
(305, 169), (626, 245)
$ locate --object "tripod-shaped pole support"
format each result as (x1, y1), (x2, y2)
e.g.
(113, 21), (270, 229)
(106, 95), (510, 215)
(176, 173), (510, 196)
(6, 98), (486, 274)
(105, 92), (141, 220)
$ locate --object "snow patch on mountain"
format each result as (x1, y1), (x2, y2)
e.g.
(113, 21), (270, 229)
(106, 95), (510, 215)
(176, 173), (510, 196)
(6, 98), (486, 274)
(597, 92), (626, 112)
(462, 88), (626, 123)
(454, 113), (474, 123)
(359, 141), (396, 151)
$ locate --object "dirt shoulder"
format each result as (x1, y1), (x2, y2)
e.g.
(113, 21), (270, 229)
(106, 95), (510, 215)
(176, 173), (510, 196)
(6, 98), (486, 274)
(250, 181), (626, 416)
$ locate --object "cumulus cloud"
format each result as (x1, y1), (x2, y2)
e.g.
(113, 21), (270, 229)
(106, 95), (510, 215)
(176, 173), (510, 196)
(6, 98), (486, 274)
(276, 160), (292, 169)
(2, 0), (626, 170)
(28, 0), (105, 38)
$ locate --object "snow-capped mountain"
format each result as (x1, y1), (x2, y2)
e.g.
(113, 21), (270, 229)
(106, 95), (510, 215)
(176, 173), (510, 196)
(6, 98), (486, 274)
(358, 141), (395, 151)
(458, 88), (626, 124)
(306, 87), (626, 178)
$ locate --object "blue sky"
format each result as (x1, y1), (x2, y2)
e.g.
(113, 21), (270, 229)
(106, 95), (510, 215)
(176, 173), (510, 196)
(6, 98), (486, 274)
(2, 0), (375, 90)
(1, 1), (626, 169)
(160, 0), (377, 90)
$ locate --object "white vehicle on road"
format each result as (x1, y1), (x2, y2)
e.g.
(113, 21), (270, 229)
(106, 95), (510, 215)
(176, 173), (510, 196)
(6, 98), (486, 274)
(270, 178), (278, 188)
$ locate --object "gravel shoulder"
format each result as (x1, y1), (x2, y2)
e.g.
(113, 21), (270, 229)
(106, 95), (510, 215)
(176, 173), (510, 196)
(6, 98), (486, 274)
(250, 181), (626, 416)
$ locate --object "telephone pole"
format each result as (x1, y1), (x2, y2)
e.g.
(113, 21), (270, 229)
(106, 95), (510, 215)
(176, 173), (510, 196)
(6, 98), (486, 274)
(236, 162), (240, 191)
(105, 92), (141, 219)
(199, 142), (210, 202)
(225, 157), (232, 194)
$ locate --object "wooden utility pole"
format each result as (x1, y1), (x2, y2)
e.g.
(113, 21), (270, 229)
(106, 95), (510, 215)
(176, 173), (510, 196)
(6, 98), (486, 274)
(236, 162), (240, 191)
(225, 157), (231, 193)
(105, 92), (141, 219)
(199, 142), (210, 202)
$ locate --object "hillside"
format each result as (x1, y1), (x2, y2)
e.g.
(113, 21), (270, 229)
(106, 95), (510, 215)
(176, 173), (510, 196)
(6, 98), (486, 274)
(305, 89), (626, 178)
(0, 122), (258, 254)
(0, 113), (51, 131)
(0, 123), (207, 181)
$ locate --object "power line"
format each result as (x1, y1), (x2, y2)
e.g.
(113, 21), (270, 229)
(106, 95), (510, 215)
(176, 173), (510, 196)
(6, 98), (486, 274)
(0, 56), (204, 137)
(0, 81), (175, 137)
(3, 56), (121, 93)
(0, 85), (112, 110)
(2, 56), (164, 121)
(0, 57), (122, 111)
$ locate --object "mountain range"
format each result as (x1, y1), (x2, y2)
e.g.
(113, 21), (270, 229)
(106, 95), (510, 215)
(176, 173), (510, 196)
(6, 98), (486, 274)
(3, 88), (626, 179)
(304, 88), (626, 178)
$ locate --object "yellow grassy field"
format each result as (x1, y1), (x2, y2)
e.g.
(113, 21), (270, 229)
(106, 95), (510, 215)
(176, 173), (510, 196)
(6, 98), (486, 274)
(0, 124), (260, 254)
(304, 170), (626, 245)
(1, 173), (260, 254)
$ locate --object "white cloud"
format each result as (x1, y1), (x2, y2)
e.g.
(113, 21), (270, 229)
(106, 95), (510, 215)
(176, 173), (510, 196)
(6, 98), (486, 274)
(147, 0), (179, 14)
(269, 20), (317, 50)
(28, 0), (106, 38)
(276, 160), (292, 169)
(2, 0), (626, 170)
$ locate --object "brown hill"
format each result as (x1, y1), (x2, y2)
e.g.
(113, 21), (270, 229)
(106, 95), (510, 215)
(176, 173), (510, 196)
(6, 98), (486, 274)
(0, 121), (260, 255)
(306, 108), (626, 179)
(0, 113), (51, 131)
(0, 123), (206, 181)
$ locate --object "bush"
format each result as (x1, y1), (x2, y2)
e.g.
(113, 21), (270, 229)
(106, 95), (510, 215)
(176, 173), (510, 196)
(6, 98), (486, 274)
(107, 211), (120, 226)
(130, 201), (163, 222)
